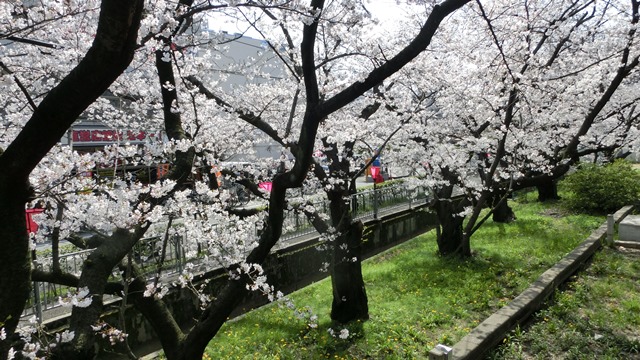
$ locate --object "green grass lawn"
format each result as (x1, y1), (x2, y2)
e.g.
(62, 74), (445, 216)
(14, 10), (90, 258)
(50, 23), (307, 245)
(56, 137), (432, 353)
(204, 195), (603, 360)
(490, 246), (640, 360)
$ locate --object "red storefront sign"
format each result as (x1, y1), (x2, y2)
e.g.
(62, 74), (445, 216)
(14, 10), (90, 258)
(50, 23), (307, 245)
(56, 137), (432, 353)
(26, 208), (44, 234)
(72, 129), (160, 144)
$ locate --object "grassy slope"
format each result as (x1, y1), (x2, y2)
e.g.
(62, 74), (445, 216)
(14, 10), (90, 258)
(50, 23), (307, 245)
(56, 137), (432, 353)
(204, 195), (603, 359)
(490, 246), (640, 360)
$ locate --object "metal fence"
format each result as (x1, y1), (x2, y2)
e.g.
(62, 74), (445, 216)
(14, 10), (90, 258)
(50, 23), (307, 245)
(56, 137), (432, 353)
(25, 183), (429, 322)
(351, 185), (430, 220)
(23, 236), (189, 321)
(132, 235), (187, 277)
(24, 249), (93, 320)
(281, 209), (318, 241)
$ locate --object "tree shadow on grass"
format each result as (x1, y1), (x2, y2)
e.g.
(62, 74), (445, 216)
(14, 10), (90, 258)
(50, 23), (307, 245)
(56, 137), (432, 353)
(209, 214), (595, 358)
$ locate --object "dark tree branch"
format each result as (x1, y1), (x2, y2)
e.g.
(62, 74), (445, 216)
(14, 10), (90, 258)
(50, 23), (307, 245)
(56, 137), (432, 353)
(564, 52), (639, 160)
(284, 89), (301, 137)
(476, 0), (516, 82)
(303, 205), (331, 234)
(0, 61), (37, 111)
(4, 35), (60, 49)
(471, 120), (491, 138)
(253, 8), (303, 80)
(300, 1), (323, 106)
(314, 52), (370, 69)
(321, 0), (471, 118)
(350, 120), (406, 184)
(544, 9), (594, 68)
(185, 75), (286, 147)
(0, 0), (144, 180)
(469, 178), (513, 236)
(31, 268), (124, 295)
(118, 262), (186, 360)
(0, 3), (144, 355)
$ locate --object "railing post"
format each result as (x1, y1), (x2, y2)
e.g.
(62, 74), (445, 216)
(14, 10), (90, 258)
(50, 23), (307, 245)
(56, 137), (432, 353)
(606, 214), (614, 246)
(351, 193), (357, 217)
(429, 344), (452, 360)
(373, 185), (379, 219)
(176, 234), (184, 274)
(33, 261), (43, 324)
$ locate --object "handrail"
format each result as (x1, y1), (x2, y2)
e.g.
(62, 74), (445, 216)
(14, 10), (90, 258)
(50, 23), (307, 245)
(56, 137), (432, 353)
(24, 184), (429, 322)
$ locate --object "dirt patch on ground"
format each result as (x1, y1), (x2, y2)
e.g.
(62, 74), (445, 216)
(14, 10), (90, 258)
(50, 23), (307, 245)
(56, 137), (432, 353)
(540, 208), (571, 218)
(615, 245), (640, 256)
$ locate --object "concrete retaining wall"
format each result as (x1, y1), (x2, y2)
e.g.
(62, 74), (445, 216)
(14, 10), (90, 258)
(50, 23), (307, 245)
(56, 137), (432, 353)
(430, 206), (635, 360)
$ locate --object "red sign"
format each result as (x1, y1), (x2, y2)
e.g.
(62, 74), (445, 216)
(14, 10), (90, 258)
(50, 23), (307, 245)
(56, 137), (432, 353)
(26, 208), (44, 234)
(72, 129), (160, 144)
(370, 166), (384, 184)
(259, 181), (272, 192)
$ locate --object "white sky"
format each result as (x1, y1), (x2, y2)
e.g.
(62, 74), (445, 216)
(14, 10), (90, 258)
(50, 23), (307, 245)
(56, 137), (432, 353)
(208, 1), (424, 39)
(366, 0), (424, 30)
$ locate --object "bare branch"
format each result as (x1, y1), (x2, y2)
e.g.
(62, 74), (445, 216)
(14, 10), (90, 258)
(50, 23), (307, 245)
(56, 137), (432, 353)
(321, 0), (472, 118)
(3, 36), (59, 49)
(475, 0), (516, 82)
(314, 52), (370, 69)
(284, 88), (300, 138)
(0, 61), (37, 111)
(185, 75), (286, 147)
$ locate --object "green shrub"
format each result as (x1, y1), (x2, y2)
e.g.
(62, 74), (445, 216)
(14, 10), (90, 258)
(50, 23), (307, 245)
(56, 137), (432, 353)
(562, 160), (640, 213)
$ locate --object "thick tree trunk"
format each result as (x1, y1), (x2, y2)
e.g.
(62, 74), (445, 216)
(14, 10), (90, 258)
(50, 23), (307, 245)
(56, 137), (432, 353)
(492, 199), (516, 223)
(0, 2), (143, 357)
(435, 199), (466, 256)
(330, 221), (369, 323)
(491, 187), (516, 223)
(323, 164), (369, 323)
(433, 168), (470, 257)
(537, 179), (560, 202)
(51, 229), (144, 359)
(0, 181), (33, 357)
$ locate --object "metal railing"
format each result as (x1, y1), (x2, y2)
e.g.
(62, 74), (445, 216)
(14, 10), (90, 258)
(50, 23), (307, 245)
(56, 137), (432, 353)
(25, 183), (429, 321)
(24, 249), (93, 320)
(351, 185), (429, 220)
(132, 235), (187, 277)
(281, 209), (318, 241)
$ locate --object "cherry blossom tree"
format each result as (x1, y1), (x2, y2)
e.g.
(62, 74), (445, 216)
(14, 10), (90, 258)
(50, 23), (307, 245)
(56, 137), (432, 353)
(2, 0), (470, 359)
(302, 87), (428, 323)
(243, 1), (453, 324)
(0, 1), (144, 358)
(393, 0), (640, 257)
(159, 1), (470, 357)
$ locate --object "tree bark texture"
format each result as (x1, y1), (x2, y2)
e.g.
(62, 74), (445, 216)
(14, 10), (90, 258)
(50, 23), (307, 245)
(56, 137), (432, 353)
(0, 180), (33, 356)
(491, 190), (516, 223)
(435, 198), (466, 256)
(328, 187), (369, 323)
(330, 221), (368, 323)
(433, 167), (471, 257)
(536, 179), (560, 202)
(0, 1), (143, 357)
(51, 228), (151, 359)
